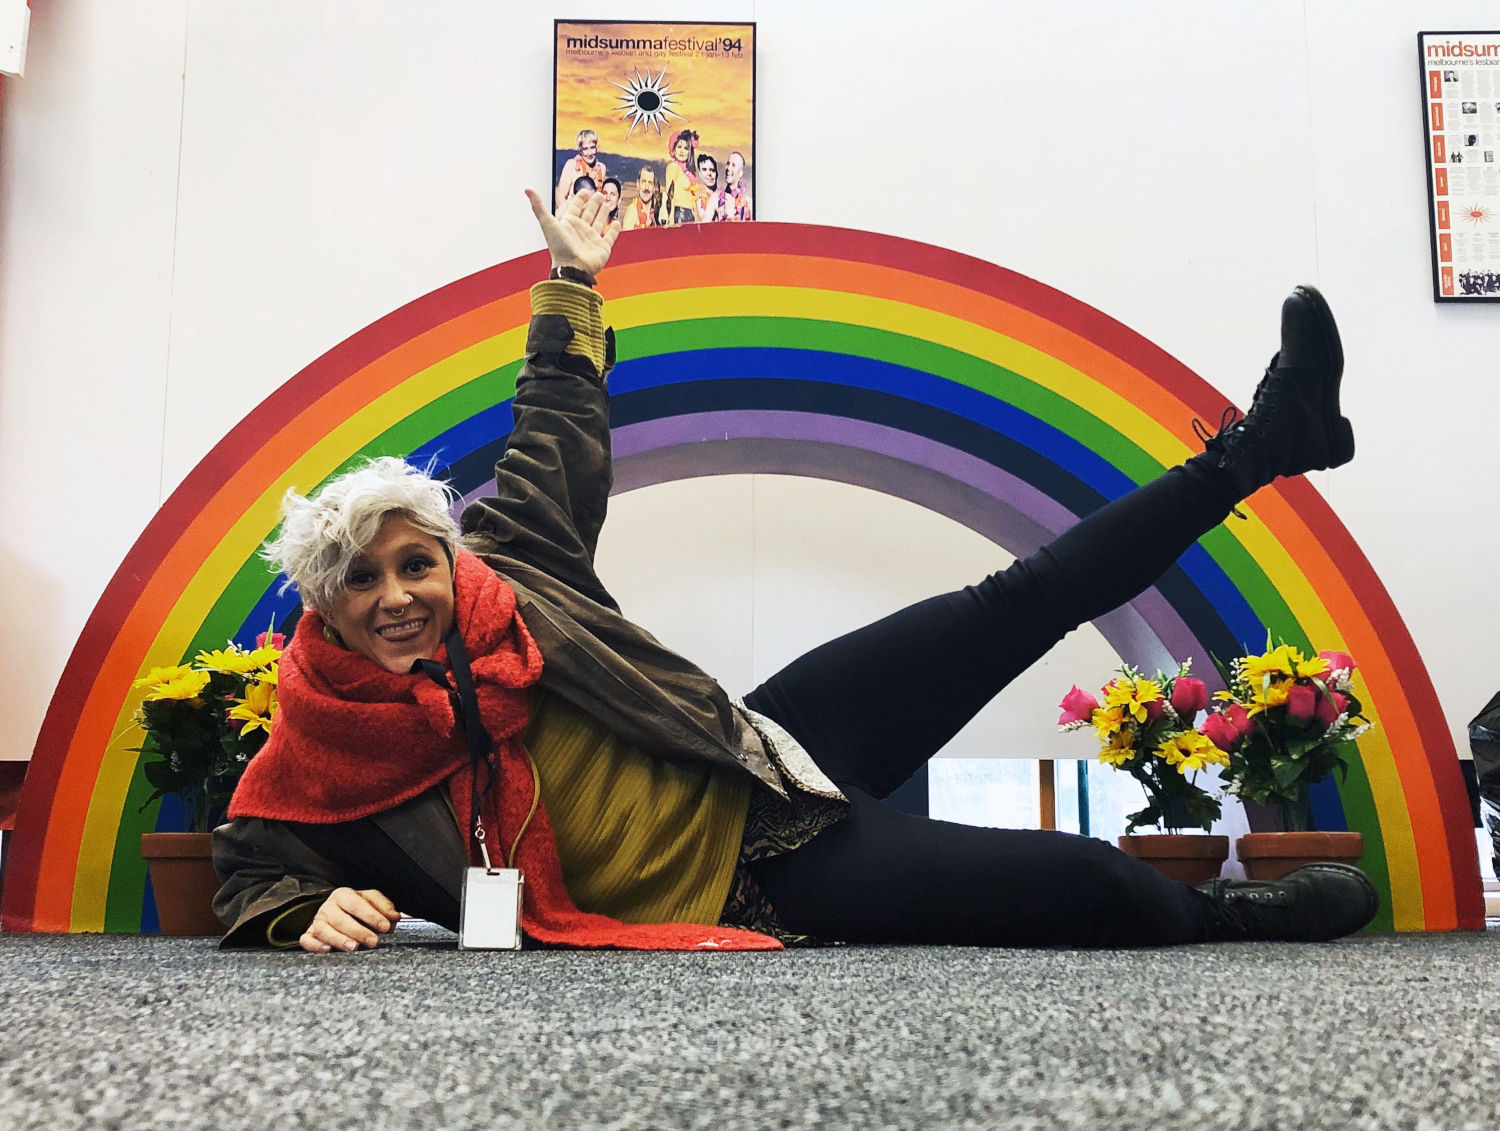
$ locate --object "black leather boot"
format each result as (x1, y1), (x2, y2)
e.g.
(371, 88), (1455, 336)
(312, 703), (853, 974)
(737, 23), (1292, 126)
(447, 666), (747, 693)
(1199, 285), (1355, 499)
(1198, 863), (1379, 942)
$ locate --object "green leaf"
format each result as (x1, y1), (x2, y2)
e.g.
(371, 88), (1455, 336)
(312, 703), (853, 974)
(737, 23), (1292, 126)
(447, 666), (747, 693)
(142, 759), (184, 792)
(1271, 757), (1304, 789)
(1125, 798), (1162, 834)
(1181, 791), (1223, 832)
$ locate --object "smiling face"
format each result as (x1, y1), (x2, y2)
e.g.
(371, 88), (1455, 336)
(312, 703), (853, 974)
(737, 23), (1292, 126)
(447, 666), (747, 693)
(697, 159), (717, 189)
(637, 169), (655, 202)
(324, 514), (455, 674)
(673, 138), (690, 163)
(601, 181), (620, 210)
(726, 152), (744, 182)
(579, 136), (598, 164)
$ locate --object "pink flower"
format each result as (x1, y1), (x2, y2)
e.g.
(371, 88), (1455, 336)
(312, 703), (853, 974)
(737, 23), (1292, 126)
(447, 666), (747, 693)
(1319, 650), (1356, 677)
(1058, 685), (1100, 726)
(1314, 690), (1350, 728)
(1286, 681), (1319, 721)
(256, 630), (287, 650)
(1170, 676), (1208, 718)
(1201, 712), (1242, 752)
(1224, 703), (1252, 733)
(1143, 698), (1165, 722)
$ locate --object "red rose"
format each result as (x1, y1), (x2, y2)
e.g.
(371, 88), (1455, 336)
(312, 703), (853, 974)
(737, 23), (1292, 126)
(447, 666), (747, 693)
(1170, 676), (1208, 717)
(1314, 689), (1350, 728)
(1319, 650), (1356, 677)
(1202, 712), (1241, 752)
(1224, 703), (1253, 734)
(1058, 685), (1100, 726)
(1286, 681), (1319, 721)
(1144, 698), (1165, 722)
(256, 630), (286, 650)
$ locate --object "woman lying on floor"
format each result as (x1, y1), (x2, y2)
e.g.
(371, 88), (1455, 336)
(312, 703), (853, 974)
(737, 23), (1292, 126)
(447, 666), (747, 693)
(212, 190), (1379, 952)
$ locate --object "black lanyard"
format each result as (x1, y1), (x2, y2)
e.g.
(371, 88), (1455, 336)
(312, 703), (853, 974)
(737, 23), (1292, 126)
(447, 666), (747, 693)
(417, 626), (497, 864)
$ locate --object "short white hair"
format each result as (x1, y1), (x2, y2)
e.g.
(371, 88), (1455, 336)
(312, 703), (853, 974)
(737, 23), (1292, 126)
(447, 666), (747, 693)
(262, 457), (460, 612)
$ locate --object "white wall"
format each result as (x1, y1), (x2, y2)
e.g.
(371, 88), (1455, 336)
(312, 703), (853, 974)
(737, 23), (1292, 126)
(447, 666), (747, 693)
(1, 1), (1495, 769)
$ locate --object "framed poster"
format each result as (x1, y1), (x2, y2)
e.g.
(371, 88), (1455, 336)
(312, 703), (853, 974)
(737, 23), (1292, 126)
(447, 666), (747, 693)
(553, 20), (755, 231)
(1419, 31), (1500, 301)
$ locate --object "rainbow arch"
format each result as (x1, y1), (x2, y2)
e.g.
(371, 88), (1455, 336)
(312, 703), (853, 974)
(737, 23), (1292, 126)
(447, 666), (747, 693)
(3, 224), (1481, 934)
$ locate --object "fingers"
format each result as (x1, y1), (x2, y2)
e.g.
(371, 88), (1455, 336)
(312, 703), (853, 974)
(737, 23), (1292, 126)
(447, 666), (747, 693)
(589, 199), (616, 237)
(572, 189), (605, 228)
(525, 188), (551, 225)
(360, 888), (403, 923)
(553, 187), (592, 223)
(530, 187), (616, 278)
(298, 887), (401, 954)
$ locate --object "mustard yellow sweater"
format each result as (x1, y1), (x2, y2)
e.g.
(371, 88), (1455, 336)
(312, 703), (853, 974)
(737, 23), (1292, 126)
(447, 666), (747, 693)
(524, 690), (750, 924)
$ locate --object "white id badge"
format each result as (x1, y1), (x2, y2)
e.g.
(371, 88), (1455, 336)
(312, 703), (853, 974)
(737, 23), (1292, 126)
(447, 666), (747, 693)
(459, 867), (524, 950)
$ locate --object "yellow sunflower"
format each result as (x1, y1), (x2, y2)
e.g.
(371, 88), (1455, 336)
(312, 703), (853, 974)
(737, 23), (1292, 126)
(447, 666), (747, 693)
(1103, 676), (1164, 724)
(1099, 729), (1135, 767)
(132, 664), (196, 691)
(1157, 730), (1229, 774)
(142, 669), (212, 702)
(1090, 704), (1129, 739)
(245, 645), (281, 670)
(227, 681), (278, 736)
(194, 646), (265, 675)
(1239, 644), (1329, 685)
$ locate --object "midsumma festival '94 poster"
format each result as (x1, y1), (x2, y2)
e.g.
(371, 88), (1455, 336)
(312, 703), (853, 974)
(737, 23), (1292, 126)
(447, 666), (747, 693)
(553, 21), (755, 231)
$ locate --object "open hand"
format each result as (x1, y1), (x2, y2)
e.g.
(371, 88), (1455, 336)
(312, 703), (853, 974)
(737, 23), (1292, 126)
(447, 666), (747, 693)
(300, 887), (402, 953)
(526, 188), (620, 278)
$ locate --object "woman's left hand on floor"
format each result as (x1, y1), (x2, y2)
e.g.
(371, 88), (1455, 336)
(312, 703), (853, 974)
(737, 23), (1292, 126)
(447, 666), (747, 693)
(300, 886), (403, 953)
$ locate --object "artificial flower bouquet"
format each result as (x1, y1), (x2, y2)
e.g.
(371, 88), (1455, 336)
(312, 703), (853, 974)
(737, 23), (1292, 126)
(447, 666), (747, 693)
(1058, 661), (1225, 834)
(131, 631), (283, 833)
(1208, 641), (1371, 830)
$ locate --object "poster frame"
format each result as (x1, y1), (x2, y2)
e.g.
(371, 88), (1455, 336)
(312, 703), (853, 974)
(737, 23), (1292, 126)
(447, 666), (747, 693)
(1418, 30), (1500, 303)
(551, 18), (757, 230)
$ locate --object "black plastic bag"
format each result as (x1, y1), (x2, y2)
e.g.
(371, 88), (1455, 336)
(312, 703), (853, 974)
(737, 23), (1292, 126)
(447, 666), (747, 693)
(1468, 691), (1500, 876)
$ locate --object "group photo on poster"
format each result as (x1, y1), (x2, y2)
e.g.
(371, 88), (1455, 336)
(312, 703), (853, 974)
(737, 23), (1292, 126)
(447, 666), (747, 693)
(553, 20), (755, 230)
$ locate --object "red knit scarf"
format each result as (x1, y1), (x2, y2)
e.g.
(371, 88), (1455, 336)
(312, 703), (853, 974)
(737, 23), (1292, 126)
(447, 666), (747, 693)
(230, 549), (779, 951)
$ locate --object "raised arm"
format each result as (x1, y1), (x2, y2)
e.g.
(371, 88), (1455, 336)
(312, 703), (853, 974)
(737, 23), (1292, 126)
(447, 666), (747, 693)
(460, 192), (624, 589)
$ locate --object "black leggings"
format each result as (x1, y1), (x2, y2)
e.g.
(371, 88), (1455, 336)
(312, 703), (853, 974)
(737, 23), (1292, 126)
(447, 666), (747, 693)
(741, 455), (1239, 947)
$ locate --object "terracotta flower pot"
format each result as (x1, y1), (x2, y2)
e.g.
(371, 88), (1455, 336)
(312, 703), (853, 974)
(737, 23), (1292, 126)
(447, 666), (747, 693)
(1235, 831), (1364, 881)
(1117, 834), (1230, 885)
(140, 832), (225, 937)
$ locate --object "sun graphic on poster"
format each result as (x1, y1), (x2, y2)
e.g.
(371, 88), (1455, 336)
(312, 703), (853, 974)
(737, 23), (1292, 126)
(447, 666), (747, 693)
(1462, 202), (1494, 225)
(612, 66), (682, 139)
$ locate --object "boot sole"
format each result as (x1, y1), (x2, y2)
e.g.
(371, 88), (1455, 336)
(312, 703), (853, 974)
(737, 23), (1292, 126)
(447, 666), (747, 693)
(1292, 284), (1354, 467)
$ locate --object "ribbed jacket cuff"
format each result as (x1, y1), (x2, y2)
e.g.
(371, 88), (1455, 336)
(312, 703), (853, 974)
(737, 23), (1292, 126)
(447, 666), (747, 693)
(530, 279), (606, 375)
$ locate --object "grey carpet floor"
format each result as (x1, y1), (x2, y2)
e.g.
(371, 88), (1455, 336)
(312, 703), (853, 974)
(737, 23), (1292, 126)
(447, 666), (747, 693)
(1, 929), (1497, 1130)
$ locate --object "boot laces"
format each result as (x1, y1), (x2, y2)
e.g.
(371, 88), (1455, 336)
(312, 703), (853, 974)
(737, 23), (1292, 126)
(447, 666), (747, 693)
(1240, 364), (1287, 429)
(1205, 880), (1294, 938)
(1192, 406), (1243, 452)
(1193, 405), (1250, 519)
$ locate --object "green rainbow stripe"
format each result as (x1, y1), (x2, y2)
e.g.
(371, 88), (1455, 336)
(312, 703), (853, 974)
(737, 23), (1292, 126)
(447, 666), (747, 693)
(2, 224), (1479, 934)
